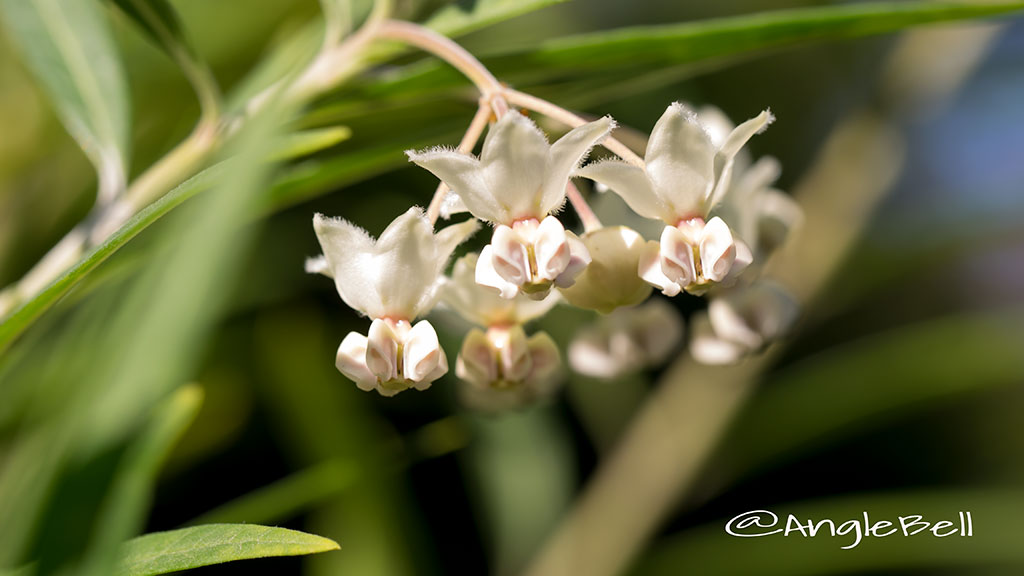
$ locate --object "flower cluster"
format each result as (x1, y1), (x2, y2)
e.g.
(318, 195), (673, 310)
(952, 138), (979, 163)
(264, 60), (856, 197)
(309, 102), (802, 403)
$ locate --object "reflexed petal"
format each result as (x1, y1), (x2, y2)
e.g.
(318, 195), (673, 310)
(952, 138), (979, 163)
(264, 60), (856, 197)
(696, 105), (736, 147)
(457, 328), (498, 387)
(659, 225), (696, 287)
(638, 239), (681, 297)
(553, 231), (592, 289)
(576, 160), (672, 222)
(373, 207), (438, 318)
(719, 109), (774, 160)
(336, 332), (377, 391)
(699, 217), (737, 282)
(434, 218), (481, 267)
(418, 348), (449, 390)
(727, 238), (754, 282)
(534, 216), (571, 281)
(498, 325), (533, 382)
(406, 148), (504, 222)
(708, 296), (763, 349)
(304, 255), (329, 276)
(440, 189), (469, 219)
(526, 331), (562, 393)
(313, 213), (380, 317)
(366, 319), (399, 382)
(689, 313), (747, 365)
(540, 116), (616, 214)
(491, 225), (531, 285)
(645, 103), (715, 211)
(404, 320), (445, 383)
(475, 246), (521, 299)
(481, 113), (549, 220)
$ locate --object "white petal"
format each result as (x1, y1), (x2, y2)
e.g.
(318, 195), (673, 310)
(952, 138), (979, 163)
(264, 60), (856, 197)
(490, 225), (531, 286)
(498, 325), (533, 383)
(373, 207), (438, 318)
(435, 218), (481, 265)
(366, 318), (399, 382)
(534, 216), (571, 281)
(475, 246), (521, 300)
(312, 213), (380, 317)
(456, 328), (498, 387)
(404, 320), (445, 383)
(689, 313), (747, 365)
(407, 148), (505, 223)
(645, 103), (715, 213)
(638, 239), (681, 297)
(575, 160), (672, 222)
(526, 331), (562, 394)
(304, 255), (330, 276)
(719, 109), (774, 161)
(727, 238), (754, 283)
(699, 217), (737, 283)
(695, 105), (736, 148)
(481, 113), (549, 221)
(757, 188), (802, 256)
(540, 116), (616, 214)
(659, 225), (696, 287)
(440, 189), (469, 219)
(708, 296), (763, 350)
(567, 329), (622, 379)
(418, 347), (449, 390)
(552, 231), (591, 289)
(336, 332), (377, 391)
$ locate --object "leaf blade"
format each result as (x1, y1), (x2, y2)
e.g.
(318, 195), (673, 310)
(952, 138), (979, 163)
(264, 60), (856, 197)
(0, 0), (130, 199)
(115, 524), (339, 576)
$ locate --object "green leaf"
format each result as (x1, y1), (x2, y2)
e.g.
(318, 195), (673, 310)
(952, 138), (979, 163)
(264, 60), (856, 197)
(425, 0), (567, 37)
(0, 0), (130, 199)
(114, 524), (339, 576)
(268, 126), (352, 162)
(107, 0), (220, 116)
(714, 309), (1024, 485)
(79, 385), (203, 576)
(358, 1), (1024, 98)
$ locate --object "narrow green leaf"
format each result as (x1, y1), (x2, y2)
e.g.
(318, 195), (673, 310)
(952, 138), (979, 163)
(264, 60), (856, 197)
(80, 385), (203, 576)
(425, 0), (567, 37)
(360, 1), (1024, 97)
(0, 0), (130, 200)
(715, 310), (1024, 484)
(268, 126), (352, 162)
(107, 0), (220, 117)
(114, 524), (339, 576)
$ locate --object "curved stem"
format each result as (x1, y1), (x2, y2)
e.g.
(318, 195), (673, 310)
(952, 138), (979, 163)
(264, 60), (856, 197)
(376, 19), (502, 94)
(566, 181), (601, 232)
(503, 88), (645, 167)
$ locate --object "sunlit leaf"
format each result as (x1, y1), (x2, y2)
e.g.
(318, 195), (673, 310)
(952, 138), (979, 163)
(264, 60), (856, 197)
(0, 0), (130, 199)
(114, 524), (339, 576)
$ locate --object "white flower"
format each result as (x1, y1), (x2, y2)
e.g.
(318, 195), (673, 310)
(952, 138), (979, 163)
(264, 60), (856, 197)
(689, 281), (799, 365)
(408, 113), (615, 299)
(309, 207), (478, 396)
(576, 103), (773, 295)
(440, 254), (563, 405)
(440, 253), (559, 327)
(567, 298), (683, 379)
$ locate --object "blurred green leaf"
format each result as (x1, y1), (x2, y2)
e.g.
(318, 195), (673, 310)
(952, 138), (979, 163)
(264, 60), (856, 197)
(114, 524), (339, 576)
(79, 385), (203, 576)
(634, 490), (1024, 575)
(0, 0), (130, 197)
(107, 0), (219, 116)
(424, 0), (567, 37)
(354, 1), (1024, 98)
(714, 309), (1024, 485)
(269, 126), (352, 161)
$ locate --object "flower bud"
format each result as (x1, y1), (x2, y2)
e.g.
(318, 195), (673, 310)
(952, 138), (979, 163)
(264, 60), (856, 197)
(558, 226), (652, 314)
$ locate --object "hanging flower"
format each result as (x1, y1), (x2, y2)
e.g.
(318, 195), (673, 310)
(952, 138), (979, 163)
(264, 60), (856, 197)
(439, 254), (562, 407)
(407, 113), (615, 299)
(557, 225), (652, 314)
(308, 207), (478, 396)
(576, 103), (773, 295)
(689, 280), (799, 365)
(567, 298), (683, 379)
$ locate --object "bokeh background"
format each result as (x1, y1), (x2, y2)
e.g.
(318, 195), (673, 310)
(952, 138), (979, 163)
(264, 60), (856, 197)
(1, 0), (1023, 575)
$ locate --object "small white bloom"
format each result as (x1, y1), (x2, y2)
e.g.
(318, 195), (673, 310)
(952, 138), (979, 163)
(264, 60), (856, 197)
(567, 298), (683, 379)
(310, 207), (477, 396)
(576, 103), (771, 294)
(558, 226), (652, 314)
(456, 326), (562, 411)
(440, 253), (560, 328)
(408, 113), (614, 298)
(690, 281), (799, 365)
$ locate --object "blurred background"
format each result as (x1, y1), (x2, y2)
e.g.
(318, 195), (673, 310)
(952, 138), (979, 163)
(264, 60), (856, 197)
(1, 0), (1023, 575)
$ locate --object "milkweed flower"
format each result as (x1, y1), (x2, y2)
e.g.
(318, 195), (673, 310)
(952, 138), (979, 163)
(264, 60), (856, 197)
(689, 280), (799, 365)
(567, 298), (683, 379)
(308, 207), (478, 396)
(557, 225), (652, 314)
(408, 113), (615, 300)
(440, 254), (562, 407)
(576, 103), (773, 296)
